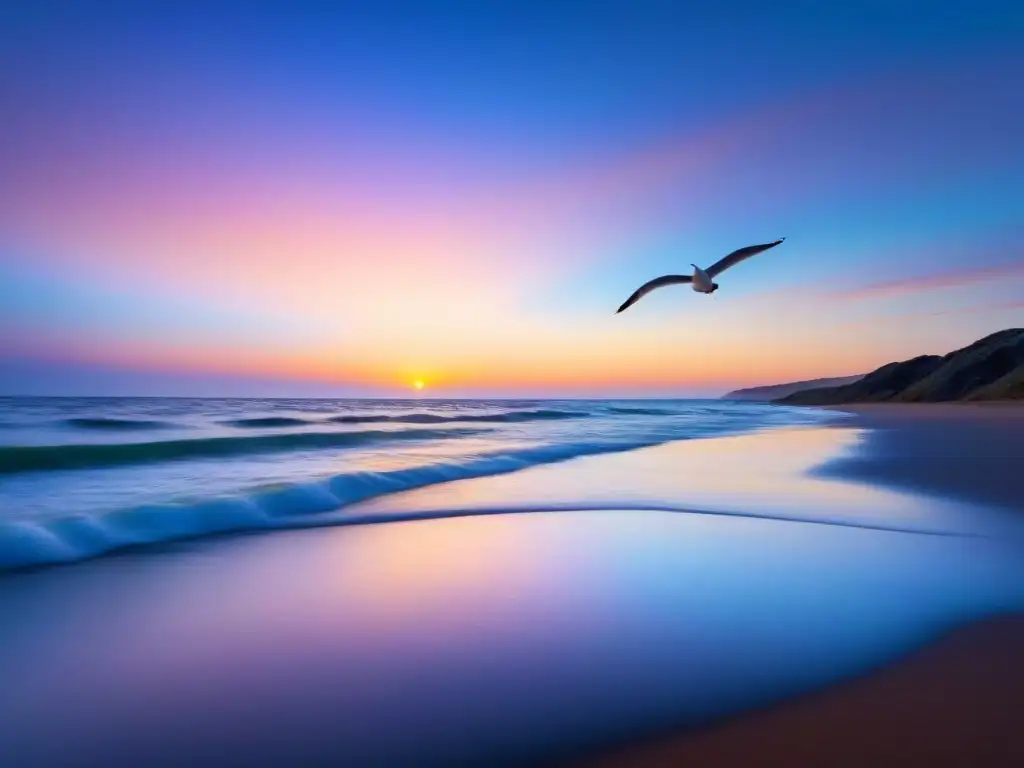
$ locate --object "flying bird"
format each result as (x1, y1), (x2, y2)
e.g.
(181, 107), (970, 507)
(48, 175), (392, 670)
(615, 238), (785, 313)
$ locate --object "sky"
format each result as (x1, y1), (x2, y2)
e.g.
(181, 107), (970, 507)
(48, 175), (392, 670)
(1, 0), (1022, 397)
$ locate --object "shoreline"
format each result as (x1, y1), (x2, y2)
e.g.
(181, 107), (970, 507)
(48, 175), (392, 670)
(0, 402), (834, 574)
(567, 403), (1024, 767)
(566, 614), (1024, 768)
(2, 405), (1022, 766)
(819, 403), (1024, 513)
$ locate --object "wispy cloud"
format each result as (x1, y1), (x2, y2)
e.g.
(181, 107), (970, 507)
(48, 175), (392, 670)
(838, 299), (1024, 327)
(745, 235), (1024, 309)
(827, 259), (1024, 302)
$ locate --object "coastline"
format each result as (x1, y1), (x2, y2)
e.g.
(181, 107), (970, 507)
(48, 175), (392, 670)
(2, 404), (1022, 766)
(567, 402), (1024, 768)
(819, 403), (1024, 514)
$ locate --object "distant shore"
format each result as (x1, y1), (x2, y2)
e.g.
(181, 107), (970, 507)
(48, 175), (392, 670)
(568, 403), (1024, 767)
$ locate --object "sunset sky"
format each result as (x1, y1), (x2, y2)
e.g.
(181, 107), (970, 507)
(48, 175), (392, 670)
(2, 1), (1022, 397)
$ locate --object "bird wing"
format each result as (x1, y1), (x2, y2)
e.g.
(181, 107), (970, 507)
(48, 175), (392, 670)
(705, 238), (785, 278)
(616, 275), (692, 313)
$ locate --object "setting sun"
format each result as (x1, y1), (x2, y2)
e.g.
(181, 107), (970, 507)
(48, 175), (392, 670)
(413, 380), (425, 390)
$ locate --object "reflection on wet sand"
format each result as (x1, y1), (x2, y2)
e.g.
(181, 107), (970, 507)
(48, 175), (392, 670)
(1, 424), (1022, 767)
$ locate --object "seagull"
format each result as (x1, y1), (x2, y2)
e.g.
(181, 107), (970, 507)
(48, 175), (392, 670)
(615, 238), (785, 313)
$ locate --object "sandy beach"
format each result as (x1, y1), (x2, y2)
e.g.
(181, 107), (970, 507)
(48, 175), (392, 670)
(569, 403), (1024, 768)
(571, 614), (1024, 767)
(821, 404), (1024, 514)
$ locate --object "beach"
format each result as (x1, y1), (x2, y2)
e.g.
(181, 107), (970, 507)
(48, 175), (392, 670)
(1, 401), (1022, 766)
(820, 404), (1024, 514)
(570, 404), (1024, 767)
(572, 614), (1024, 767)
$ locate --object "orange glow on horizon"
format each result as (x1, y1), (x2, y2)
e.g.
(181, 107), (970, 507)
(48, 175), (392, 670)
(19, 317), (875, 397)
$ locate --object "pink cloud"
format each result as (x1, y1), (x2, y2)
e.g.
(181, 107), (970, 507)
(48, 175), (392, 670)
(828, 259), (1024, 302)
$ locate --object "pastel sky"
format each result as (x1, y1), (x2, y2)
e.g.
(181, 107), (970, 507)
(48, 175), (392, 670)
(2, 1), (1022, 397)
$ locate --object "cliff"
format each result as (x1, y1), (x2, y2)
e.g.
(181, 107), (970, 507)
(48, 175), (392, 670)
(778, 329), (1024, 405)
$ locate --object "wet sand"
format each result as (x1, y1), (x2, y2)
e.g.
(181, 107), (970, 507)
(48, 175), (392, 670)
(822, 403), (1024, 514)
(571, 614), (1024, 767)
(570, 403), (1024, 768)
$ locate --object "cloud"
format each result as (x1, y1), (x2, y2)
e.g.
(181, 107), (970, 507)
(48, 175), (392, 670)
(838, 299), (1024, 328)
(827, 259), (1024, 302)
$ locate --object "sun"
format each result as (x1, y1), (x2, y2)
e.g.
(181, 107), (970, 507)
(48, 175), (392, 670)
(413, 380), (425, 390)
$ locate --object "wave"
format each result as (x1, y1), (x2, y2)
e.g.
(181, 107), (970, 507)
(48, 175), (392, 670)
(604, 406), (677, 416)
(223, 416), (316, 428)
(0, 408), (852, 572)
(215, 409), (588, 429)
(471, 409), (586, 423)
(0, 435), (682, 571)
(0, 431), (981, 573)
(328, 409), (587, 425)
(71, 410), (592, 431)
(63, 417), (174, 430)
(0, 427), (484, 475)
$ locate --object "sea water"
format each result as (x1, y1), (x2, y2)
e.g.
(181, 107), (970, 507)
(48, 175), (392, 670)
(0, 397), (837, 570)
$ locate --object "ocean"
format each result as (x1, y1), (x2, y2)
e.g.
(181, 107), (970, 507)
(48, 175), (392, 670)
(0, 397), (836, 571)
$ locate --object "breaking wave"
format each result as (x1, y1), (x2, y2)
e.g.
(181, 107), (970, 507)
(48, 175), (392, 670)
(0, 427), (484, 475)
(0, 429), (978, 573)
(0, 435), (686, 571)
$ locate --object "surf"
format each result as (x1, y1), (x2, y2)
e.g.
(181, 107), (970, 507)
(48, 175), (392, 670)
(0, 425), (970, 574)
(0, 427), (486, 474)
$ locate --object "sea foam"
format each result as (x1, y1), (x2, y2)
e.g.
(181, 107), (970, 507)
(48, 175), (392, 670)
(0, 437), (686, 571)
